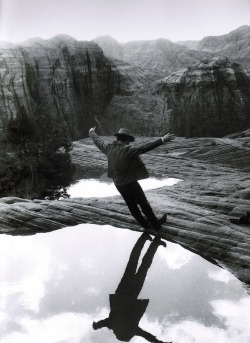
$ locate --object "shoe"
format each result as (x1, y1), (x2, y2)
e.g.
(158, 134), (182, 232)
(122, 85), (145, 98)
(229, 216), (250, 225)
(240, 215), (250, 224)
(159, 239), (167, 248)
(146, 214), (167, 232)
(229, 218), (240, 224)
(146, 223), (159, 232)
(142, 232), (153, 241)
(140, 219), (151, 230)
(158, 214), (167, 225)
(154, 213), (167, 231)
(154, 237), (167, 247)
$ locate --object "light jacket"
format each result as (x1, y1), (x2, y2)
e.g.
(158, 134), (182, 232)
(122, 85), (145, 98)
(89, 132), (163, 185)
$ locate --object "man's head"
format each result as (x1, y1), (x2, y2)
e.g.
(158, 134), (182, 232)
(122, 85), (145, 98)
(114, 128), (135, 145)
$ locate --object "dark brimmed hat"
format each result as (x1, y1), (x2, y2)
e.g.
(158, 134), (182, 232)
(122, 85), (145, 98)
(114, 128), (135, 142)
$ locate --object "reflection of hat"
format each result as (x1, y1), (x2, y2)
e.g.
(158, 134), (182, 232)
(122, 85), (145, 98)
(114, 128), (135, 142)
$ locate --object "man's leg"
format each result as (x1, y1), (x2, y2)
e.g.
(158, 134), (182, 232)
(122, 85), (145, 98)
(116, 181), (165, 230)
(132, 181), (163, 230)
(115, 183), (149, 229)
(115, 233), (150, 296)
(133, 236), (166, 296)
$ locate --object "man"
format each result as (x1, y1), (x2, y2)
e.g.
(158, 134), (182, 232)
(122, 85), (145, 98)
(92, 233), (172, 343)
(89, 127), (175, 231)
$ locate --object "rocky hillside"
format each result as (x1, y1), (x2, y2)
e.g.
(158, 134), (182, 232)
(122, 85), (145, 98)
(155, 56), (250, 137)
(181, 26), (250, 73)
(94, 26), (250, 80)
(93, 29), (250, 137)
(93, 35), (124, 61)
(0, 27), (249, 140)
(94, 35), (213, 81)
(0, 35), (120, 140)
(100, 55), (250, 138)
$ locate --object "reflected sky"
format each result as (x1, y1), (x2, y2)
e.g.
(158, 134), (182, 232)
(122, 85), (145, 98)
(0, 224), (249, 343)
(68, 177), (181, 198)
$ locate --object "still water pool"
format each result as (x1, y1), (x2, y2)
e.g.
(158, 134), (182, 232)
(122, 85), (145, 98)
(67, 176), (181, 198)
(0, 178), (249, 343)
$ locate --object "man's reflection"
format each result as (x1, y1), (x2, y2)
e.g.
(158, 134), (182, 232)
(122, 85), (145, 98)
(93, 233), (172, 343)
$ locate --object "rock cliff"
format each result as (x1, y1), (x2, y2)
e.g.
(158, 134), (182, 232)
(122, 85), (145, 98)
(93, 32), (250, 138)
(198, 25), (250, 72)
(176, 26), (250, 73)
(94, 26), (250, 82)
(94, 35), (213, 81)
(0, 134), (250, 294)
(0, 35), (120, 140)
(0, 29), (249, 140)
(155, 56), (250, 137)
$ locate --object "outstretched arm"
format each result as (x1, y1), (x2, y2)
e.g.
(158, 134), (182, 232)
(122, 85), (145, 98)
(92, 318), (111, 330)
(131, 133), (175, 155)
(161, 133), (175, 143)
(89, 127), (110, 155)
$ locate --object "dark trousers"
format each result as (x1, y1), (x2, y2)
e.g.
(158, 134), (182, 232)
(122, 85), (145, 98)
(116, 233), (161, 296)
(115, 181), (160, 230)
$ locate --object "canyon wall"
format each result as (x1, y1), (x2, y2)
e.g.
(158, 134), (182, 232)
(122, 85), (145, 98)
(0, 27), (249, 140)
(198, 25), (250, 73)
(155, 56), (250, 137)
(94, 26), (250, 80)
(0, 35), (120, 140)
(94, 35), (213, 81)
(94, 28), (250, 137)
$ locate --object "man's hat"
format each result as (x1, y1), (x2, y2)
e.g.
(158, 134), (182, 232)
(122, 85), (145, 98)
(114, 128), (135, 142)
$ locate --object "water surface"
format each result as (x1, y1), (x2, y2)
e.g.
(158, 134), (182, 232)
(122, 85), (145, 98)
(0, 224), (249, 343)
(68, 176), (181, 198)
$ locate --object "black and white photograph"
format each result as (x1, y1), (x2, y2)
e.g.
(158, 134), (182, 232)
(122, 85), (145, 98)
(0, 0), (250, 342)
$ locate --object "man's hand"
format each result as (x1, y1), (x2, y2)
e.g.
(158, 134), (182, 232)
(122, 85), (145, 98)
(89, 126), (96, 134)
(162, 133), (175, 143)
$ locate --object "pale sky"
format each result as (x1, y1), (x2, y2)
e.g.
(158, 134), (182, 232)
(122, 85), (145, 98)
(0, 0), (250, 43)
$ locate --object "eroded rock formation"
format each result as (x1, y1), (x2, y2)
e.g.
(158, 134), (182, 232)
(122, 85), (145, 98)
(198, 25), (250, 72)
(1, 31), (249, 139)
(94, 35), (213, 81)
(155, 56), (250, 137)
(94, 26), (250, 80)
(176, 26), (250, 73)
(93, 32), (250, 138)
(0, 134), (250, 294)
(0, 35), (120, 139)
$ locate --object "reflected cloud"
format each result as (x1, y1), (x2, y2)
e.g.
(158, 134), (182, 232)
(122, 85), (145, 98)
(80, 257), (95, 271)
(157, 297), (250, 343)
(87, 287), (100, 296)
(165, 320), (226, 343)
(211, 297), (250, 335)
(1, 224), (248, 343)
(208, 269), (234, 284)
(54, 263), (69, 281)
(158, 242), (193, 269)
(137, 315), (172, 343)
(0, 235), (52, 313)
(2, 297), (249, 343)
(0, 312), (94, 343)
